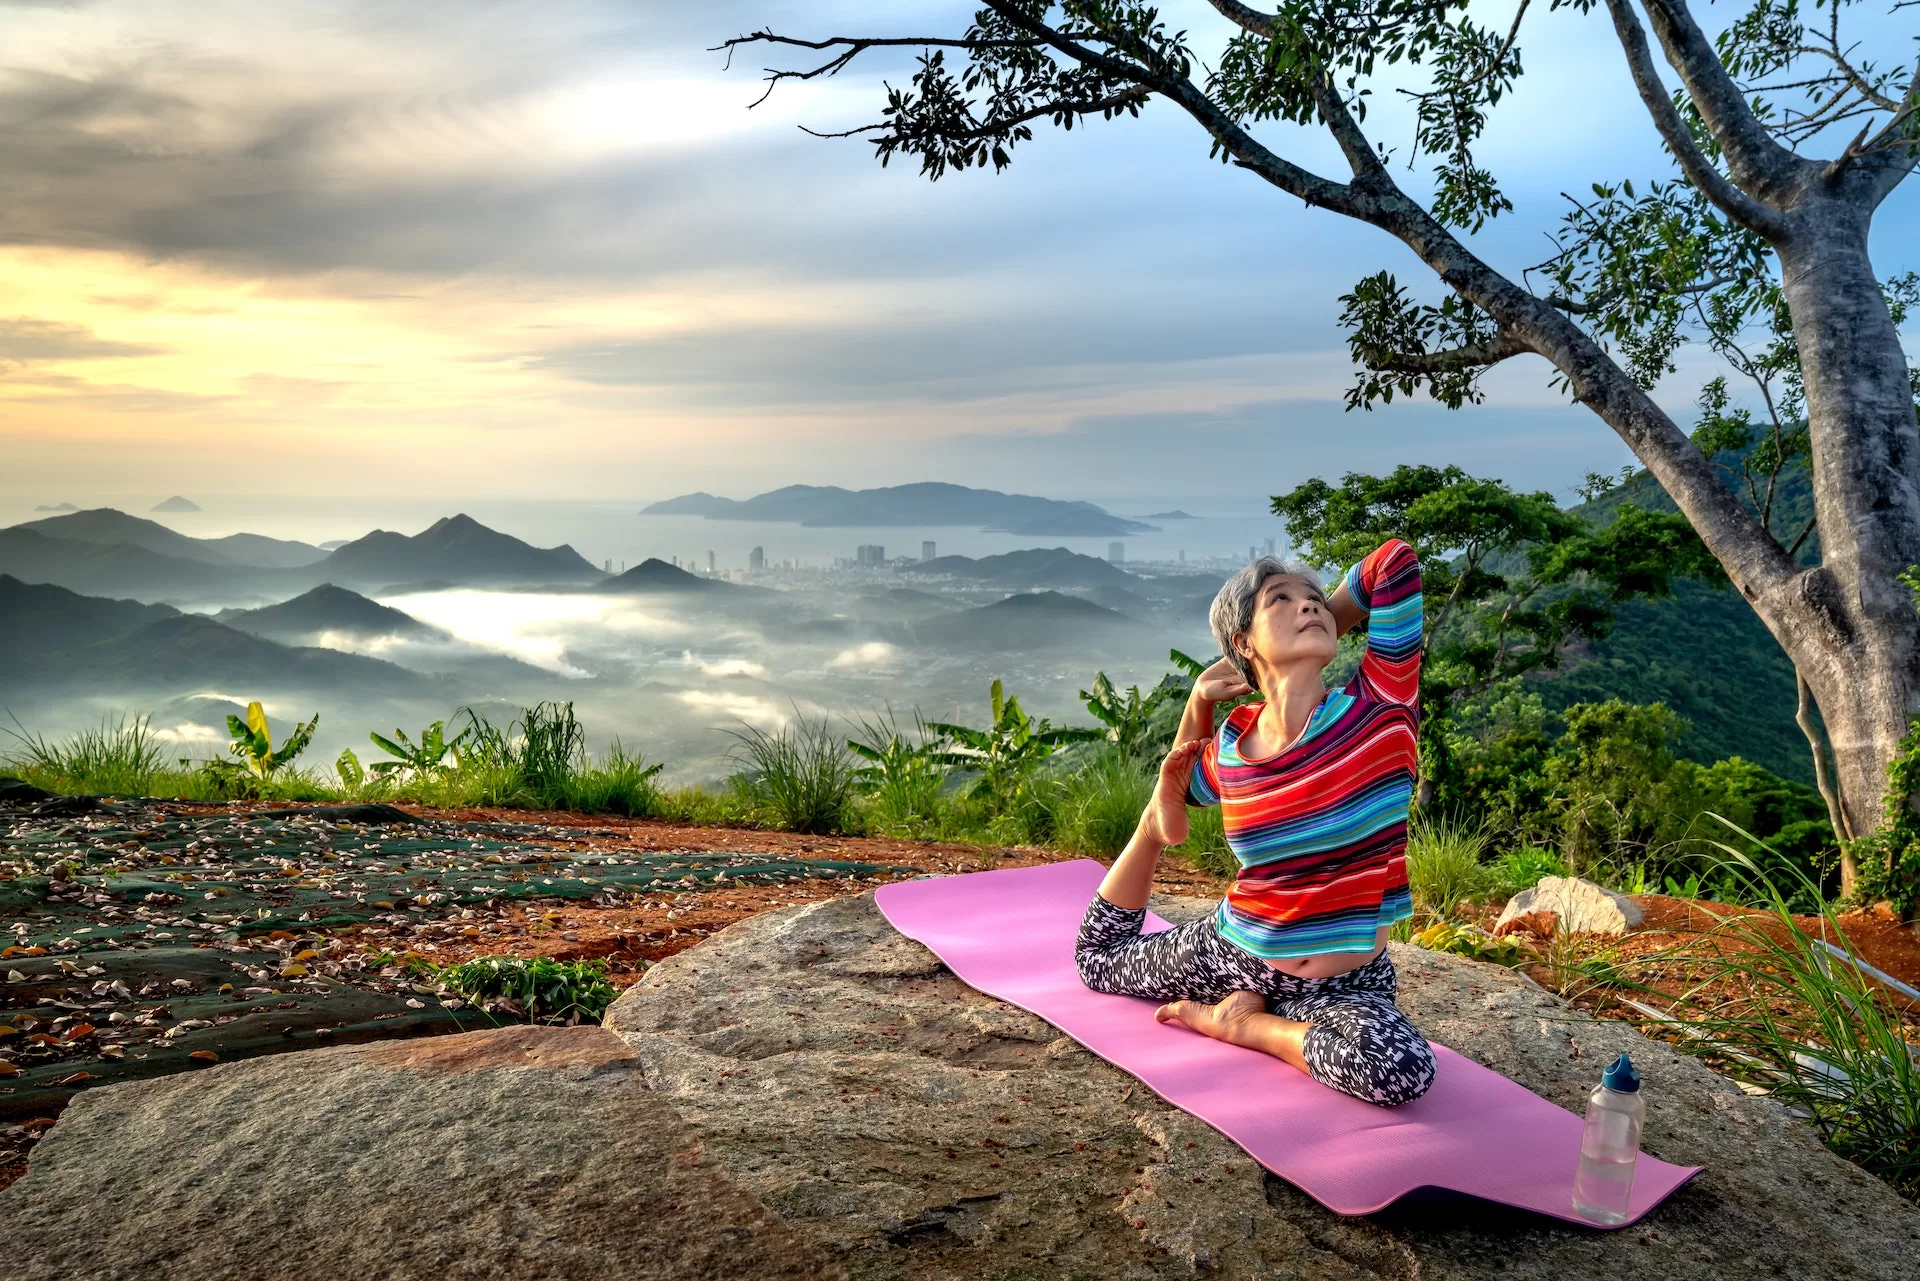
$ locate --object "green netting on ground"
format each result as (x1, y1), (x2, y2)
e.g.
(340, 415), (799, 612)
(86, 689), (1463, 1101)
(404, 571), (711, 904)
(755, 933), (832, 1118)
(1, 799), (915, 1116)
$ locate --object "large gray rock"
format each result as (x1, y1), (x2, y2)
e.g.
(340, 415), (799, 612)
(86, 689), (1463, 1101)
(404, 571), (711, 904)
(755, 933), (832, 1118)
(603, 891), (1919, 1280)
(0, 1025), (837, 1280)
(1495, 875), (1646, 936)
(6, 892), (1917, 1280)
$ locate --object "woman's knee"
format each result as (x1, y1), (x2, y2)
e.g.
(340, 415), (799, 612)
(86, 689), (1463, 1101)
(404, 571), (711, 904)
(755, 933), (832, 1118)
(1301, 1008), (1437, 1107)
(1074, 943), (1124, 994)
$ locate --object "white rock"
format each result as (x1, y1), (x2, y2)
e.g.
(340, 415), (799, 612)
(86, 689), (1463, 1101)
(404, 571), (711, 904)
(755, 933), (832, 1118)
(1495, 875), (1645, 936)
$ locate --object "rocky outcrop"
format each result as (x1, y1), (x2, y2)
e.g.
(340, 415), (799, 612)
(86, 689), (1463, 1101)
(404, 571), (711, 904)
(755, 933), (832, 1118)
(5, 891), (1918, 1280)
(604, 892), (1918, 1279)
(0, 1025), (835, 1280)
(1495, 875), (1646, 936)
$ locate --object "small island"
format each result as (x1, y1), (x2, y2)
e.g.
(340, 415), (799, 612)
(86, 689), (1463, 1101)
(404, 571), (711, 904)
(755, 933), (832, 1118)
(642, 482), (1154, 537)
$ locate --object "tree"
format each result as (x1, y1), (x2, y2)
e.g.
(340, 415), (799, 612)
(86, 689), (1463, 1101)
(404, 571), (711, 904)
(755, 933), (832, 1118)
(1275, 462), (1723, 803)
(723, 0), (1918, 897)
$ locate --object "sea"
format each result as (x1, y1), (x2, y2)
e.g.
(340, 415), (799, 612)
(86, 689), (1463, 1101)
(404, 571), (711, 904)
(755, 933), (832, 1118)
(0, 491), (1298, 574)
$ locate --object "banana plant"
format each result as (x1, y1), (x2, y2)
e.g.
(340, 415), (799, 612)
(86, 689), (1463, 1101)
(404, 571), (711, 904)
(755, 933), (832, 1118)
(928, 679), (1099, 810)
(224, 701), (317, 778)
(368, 719), (471, 779)
(1079, 671), (1188, 758)
(336, 748), (366, 791)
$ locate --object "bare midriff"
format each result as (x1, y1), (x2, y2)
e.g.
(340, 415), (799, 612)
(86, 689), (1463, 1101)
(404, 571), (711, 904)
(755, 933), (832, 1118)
(1261, 925), (1390, 979)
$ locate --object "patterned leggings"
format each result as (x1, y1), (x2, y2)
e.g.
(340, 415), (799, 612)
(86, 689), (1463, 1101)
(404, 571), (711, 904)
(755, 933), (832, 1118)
(1074, 895), (1437, 1107)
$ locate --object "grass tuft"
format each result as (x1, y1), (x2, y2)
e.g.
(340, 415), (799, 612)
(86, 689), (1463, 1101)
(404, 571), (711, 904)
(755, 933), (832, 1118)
(1405, 814), (1491, 919)
(729, 713), (859, 835)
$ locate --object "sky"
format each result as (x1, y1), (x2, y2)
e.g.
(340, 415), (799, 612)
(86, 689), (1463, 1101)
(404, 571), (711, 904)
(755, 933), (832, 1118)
(0, 0), (1914, 509)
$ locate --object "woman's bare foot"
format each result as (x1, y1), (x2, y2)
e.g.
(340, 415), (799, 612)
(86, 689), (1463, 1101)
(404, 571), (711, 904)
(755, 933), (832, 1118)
(1154, 989), (1267, 1047)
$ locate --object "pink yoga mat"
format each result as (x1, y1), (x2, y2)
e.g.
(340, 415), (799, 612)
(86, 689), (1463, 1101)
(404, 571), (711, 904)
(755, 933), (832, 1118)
(874, 860), (1700, 1226)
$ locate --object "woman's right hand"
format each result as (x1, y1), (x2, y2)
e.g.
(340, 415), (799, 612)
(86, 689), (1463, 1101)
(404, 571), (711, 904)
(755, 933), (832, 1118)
(1194, 655), (1252, 704)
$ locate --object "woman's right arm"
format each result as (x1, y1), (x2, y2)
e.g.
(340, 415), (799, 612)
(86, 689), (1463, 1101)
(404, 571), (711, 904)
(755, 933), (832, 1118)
(1180, 656), (1250, 745)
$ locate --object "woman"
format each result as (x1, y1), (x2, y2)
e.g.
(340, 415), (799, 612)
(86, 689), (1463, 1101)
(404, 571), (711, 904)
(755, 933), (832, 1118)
(1074, 538), (1436, 1106)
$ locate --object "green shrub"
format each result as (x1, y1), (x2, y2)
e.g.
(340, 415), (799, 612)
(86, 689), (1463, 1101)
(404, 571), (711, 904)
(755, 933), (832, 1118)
(1487, 845), (1566, 897)
(729, 715), (859, 834)
(434, 955), (617, 1022)
(1405, 815), (1490, 919)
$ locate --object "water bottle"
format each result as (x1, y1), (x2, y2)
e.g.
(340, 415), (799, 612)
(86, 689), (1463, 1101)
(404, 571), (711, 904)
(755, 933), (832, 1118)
(1572, 1052), (1645, 1225)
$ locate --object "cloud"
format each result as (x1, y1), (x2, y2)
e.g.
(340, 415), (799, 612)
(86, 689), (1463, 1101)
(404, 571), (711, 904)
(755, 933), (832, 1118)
(0, 316), (168, 362)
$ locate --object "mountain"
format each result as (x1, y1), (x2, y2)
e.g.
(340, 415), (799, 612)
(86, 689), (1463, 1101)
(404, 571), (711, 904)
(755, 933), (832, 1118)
(603, 558), (738, 593)
(317, 514), (602, 587)
(911, 591), (1155, 651)
(6, 614), (438, 697)
(641, 483), (1154, 536)
(0, 526), (252, 599)
(1141, 510), (1196, 520)
(13, 508), (325, 568)
(1510, 458), (1820, 784)
(218, 585), (445, 643)
(902, 546), (1142, 592)
(198, 532), (329, 569)
(0, 575), (180, 664)
(34, 502), (76, 512)
(151, 496), (201, 512)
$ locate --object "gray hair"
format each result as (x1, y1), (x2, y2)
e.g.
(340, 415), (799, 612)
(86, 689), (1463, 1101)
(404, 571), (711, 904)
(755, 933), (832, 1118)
(1209, 556), (1328, 688)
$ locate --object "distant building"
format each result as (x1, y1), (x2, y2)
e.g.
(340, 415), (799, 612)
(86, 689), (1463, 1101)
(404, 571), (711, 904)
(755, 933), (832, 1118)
(855, 544), (886, 567)
(603, 558), (611, 572)
(1108, 542), (1124, 564)
(1263, 536), (1276, 556)
(1248, 545), (1257, 562)
(749, 545), (765, 572)
(707, 550), (715, 574)
(1178, 550), (1185, 564)
(922, 540), (936, 562)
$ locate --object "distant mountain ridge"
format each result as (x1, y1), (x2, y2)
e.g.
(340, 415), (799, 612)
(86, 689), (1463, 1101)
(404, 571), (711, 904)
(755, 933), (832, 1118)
(642, 483), (1154, 536)
(218, 585), (446, 642)
(902, 546), (1141, 592)
(911, 590), (1156, 652)
(0, 575), (180, 664)
(320, 514), (602, 586)
(16, 508), (327, 569)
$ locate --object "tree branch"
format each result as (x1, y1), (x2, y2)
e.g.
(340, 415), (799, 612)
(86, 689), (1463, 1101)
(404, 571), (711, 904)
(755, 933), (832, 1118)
(798, 86), (1151, 142)
(1636, 0), (1811, 201)
(716, 30), (1036, 108)
(1365, 329), (1533, 374)
(1601, 0), (1789, 237)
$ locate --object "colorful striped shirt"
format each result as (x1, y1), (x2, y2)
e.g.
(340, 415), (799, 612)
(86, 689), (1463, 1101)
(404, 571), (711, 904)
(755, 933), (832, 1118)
(1187, 538), (1423, 959)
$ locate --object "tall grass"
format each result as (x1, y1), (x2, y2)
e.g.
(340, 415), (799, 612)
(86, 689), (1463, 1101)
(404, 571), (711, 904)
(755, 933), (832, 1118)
(1405, 815), (1491, 919)
(848, 707), (945, 834)
(1052, 747), (1154, 855)
(1621, 817), (1920, 1200)
(1170, 800), (1234, 877)
(4, 713), (168, 795)
(729, 714), (859, 834)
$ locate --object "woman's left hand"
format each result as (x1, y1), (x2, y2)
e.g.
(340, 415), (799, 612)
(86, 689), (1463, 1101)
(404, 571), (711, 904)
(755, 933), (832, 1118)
(1147, 737), (1208, 847)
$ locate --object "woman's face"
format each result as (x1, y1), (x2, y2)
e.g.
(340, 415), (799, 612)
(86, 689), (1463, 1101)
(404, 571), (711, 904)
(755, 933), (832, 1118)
(1235, 573), (1336, 682)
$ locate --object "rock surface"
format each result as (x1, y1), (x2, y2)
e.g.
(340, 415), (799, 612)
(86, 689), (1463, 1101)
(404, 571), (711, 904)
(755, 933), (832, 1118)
(605, 891), (1918, 1280)
(6, 891), (1919, 1280)
(1495, 875), (1646, 936)
(0, 1025), (836, 1280)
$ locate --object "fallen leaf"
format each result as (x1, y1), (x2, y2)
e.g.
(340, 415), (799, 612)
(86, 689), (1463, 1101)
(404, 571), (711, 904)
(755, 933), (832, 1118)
(405, 998), (425, 1009)
(53, 1071), (92, 1085)
(281, 963), (308, 978)
(0, 1061), (15, 1077)
(293, 949), (319, 961)
(188, 1050), (219, 1063)
(64, 1023), (95, 1040)
(0, 1025), (15, 1038)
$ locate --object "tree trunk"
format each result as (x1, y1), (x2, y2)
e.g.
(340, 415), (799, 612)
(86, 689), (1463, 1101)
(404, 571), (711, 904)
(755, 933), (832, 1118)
(1751, 199), (1920, 898)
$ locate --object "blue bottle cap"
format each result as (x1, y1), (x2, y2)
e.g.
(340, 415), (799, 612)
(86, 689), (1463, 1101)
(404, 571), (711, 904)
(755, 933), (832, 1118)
(1602, 1052), (1641, 1093)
